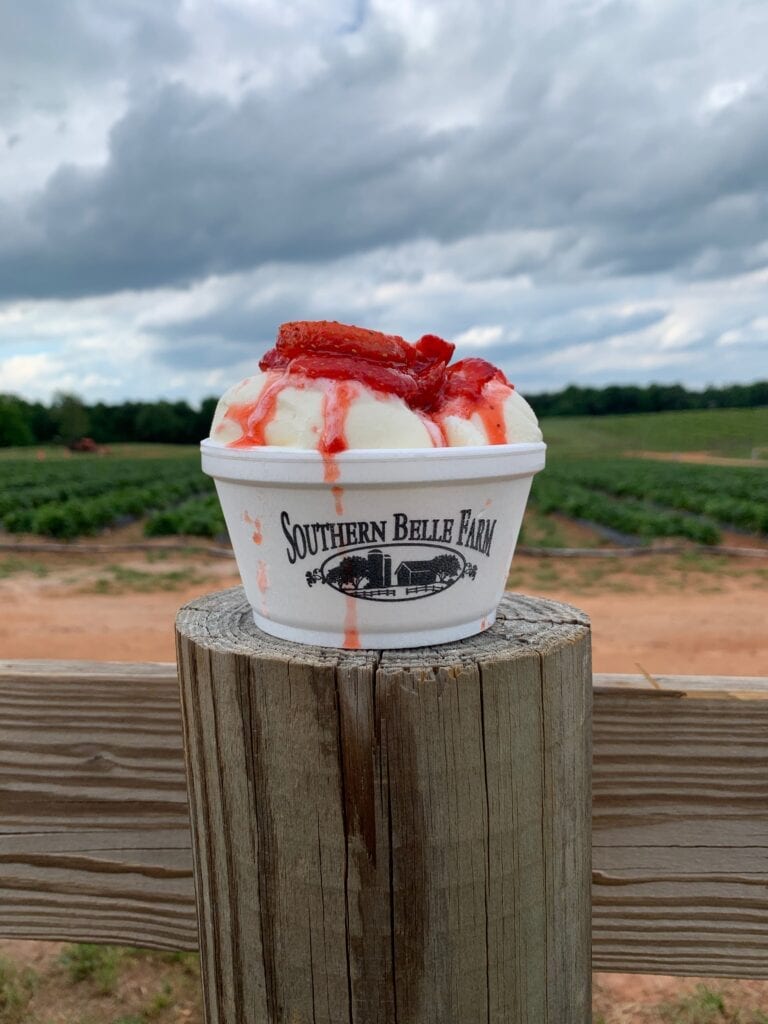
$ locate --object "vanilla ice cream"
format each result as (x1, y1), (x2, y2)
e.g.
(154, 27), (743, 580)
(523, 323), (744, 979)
(209, 320), (542, 450)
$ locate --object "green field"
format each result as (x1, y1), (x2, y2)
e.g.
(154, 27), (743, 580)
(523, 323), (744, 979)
(541, 406), (768, 459)
(1, 407), (766, 544)
(0, 442), (196, 461)
(0, 452), (224, 539)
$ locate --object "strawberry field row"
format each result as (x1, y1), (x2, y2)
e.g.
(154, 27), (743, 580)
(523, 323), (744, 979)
(538, 458), (768, 536)
(0, 456), (212, 538)
(531, 476), (722, 544)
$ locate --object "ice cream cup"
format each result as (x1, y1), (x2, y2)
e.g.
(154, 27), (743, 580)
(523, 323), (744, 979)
(201, 438), (545, 649)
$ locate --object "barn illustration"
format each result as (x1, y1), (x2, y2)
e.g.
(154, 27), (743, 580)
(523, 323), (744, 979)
(395, 559), (439, 587)
(308, 546), (473, 601)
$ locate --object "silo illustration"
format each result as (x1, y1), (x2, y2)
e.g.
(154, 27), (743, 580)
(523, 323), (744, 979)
(368, 548), (385, 588)
(367, 548), (393, 588)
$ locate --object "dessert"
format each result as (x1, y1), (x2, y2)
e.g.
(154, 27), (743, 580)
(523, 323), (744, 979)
(210, 320), (543, 454)
(201, 320), (546, 650)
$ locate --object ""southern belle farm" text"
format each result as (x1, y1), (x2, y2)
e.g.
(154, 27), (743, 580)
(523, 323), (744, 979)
(281, 508), (497, 564)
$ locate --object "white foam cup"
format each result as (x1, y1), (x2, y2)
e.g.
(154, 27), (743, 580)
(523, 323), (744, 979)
(201, 438), (546, 649)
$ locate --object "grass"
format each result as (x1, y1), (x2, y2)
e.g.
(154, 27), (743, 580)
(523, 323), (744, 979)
(0, 444), (198, 461)
(541, 407), (768, 460)
(0, 945), (205, 1024)
(507, 547), (768, 597)
(658, 984), (727, 1022)
(124, 948), (200, 977)
(59, 944), (122, 995)
(83, 565), (206, 594)
(0, 558), (49, 579)
(0, 958), (37, 1024)
(519, 507), (570, 548)
(144, 982), (174, 1018)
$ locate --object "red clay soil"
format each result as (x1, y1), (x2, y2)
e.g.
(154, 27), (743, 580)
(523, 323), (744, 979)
(1, 557), (765, 674)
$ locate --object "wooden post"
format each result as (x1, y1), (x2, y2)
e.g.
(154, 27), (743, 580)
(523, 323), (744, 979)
(176, 588), (592, 1024)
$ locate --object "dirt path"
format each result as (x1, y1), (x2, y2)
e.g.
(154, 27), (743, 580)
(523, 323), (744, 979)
(627, 449), (768, 467)
(2, 552), (765, 674)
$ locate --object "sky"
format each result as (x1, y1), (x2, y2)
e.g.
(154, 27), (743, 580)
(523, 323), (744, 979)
(1, 0), (767, 405)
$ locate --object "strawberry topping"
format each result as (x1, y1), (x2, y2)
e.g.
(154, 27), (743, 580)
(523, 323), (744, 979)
(259, 320), (457, 411)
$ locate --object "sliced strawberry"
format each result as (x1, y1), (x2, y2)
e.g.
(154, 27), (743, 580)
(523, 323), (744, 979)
(258, 321), (470, 411)
(444, 358), (511, 400)
(286, 353), (420, 402)
(272, 320), (411, 366)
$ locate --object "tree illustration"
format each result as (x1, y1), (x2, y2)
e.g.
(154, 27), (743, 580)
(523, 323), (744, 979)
(326, 555), (370, 590)
(432, 553), (462, 583)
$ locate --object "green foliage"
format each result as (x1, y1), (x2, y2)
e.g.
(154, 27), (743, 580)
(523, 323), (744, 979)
(0, 558), (48, 578)
(0, 454), (211, 537)
(0, 958), (37, 1024)
(87, 565), (204, 594)
(144, 493), (226, 538)
(144, 982), (174, 1018)
(123, 948), (200, 977)
(530, 456), (768, 543)
(541, 406), (768, 460)
(531, 380), (768, 418)
(51, 392), (90, 444)
(658, 983), (727, 1022)
(59, 943), (122, 995)
(0, 395), (34, 447)
(532, 472), (722, 545)
(1, 384), (766, 448)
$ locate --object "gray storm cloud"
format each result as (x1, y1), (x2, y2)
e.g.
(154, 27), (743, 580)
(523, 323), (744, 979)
(1, 0), (768, 301)
(0, 0), (767, 398)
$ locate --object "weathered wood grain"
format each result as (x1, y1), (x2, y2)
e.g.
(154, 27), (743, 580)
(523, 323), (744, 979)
(592, 673), (768, 976)
(0, 659), (197, 949)
(2, 637), (768, 979)
(176, 589), (593, 1024)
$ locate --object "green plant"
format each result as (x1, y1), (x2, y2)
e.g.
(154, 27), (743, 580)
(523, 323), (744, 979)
(659, 983), (727, 1022)
(123, 948), (200, 977)
(85, 565), (205, 595)
(144, 982), (174, 1018)
(0, 558), (48, 578)
(59, 943), (122, 995)
(0, 958), (37, 1024)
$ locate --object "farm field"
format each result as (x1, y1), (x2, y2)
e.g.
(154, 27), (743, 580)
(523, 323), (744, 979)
(541, 405), (768, 459)
(1, 406), (767, 546)
(1, 406), (767, 1023)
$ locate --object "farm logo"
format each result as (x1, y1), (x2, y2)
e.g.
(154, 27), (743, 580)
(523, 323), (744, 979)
(305, 544), (478, 603)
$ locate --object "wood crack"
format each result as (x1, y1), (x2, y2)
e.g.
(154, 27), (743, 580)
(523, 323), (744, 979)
(478, 666), (492, 1024)
(334, 667), (355, 1024)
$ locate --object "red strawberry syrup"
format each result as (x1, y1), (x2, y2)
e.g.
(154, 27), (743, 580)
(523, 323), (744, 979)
(343, 594), (361, 649)
(224, 321), (516, 451)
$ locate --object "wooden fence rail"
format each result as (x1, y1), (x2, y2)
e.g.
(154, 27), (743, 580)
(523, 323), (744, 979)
(1, 660), (767, 978)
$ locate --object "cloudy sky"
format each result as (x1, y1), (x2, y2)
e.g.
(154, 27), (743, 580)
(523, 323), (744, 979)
(1, 0), (767, 404)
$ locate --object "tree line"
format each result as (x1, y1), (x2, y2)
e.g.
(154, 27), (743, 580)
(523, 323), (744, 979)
(0, 393), (218, 447)
(529, 381), (768, 417)
(0, 381), (766, 447)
